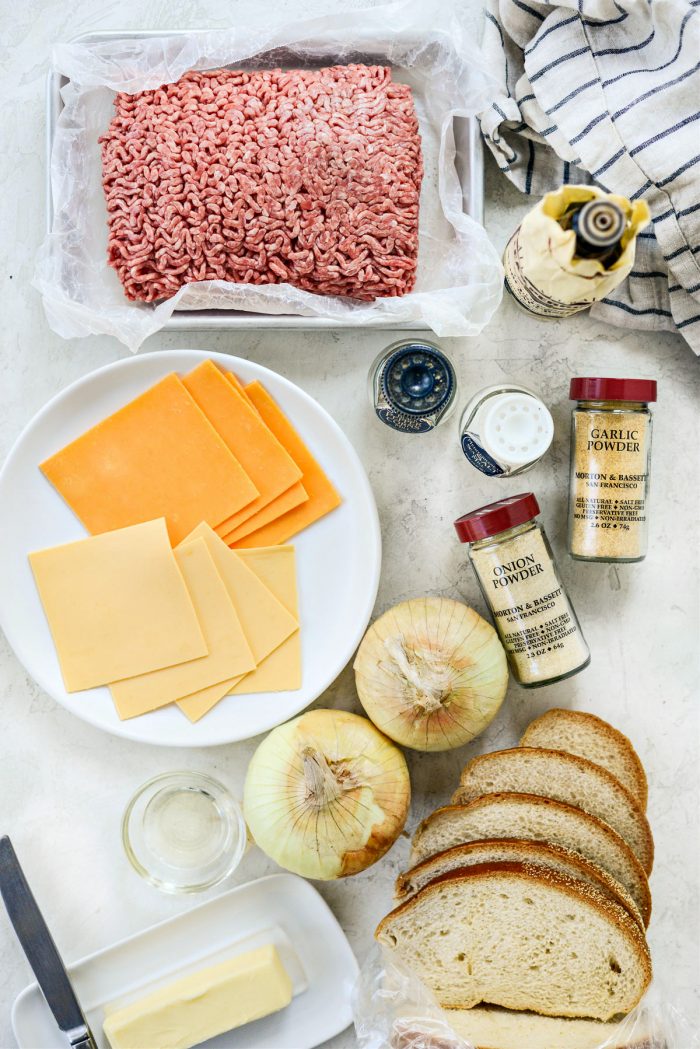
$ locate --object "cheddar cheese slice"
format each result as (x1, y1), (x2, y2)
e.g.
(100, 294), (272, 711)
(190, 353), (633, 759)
(177, 525), (298, 722)
(233, 546), (302, 695)
(223, 368), (255, 406)
(40, 374), (258, 545)
(182, 363), (302, 534)
(224, 382), (341, 548)
(212, 369), (308, 546)
(109, 538), (255, 719)
(29, 519), (207, 693)
(215, 481), (309, 543)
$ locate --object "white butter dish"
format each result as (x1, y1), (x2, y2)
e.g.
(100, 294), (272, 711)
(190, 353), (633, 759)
(12, 874), (358, 1049)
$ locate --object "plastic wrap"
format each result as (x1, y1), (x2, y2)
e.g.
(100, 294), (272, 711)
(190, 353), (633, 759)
(592, 987), (699, 1049)
(353, 947), (698, 1049)
(34, 0), (504, 351)
(353, 946), (476, 1049)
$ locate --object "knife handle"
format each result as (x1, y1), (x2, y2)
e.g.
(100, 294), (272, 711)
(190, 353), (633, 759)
(70, 1033), (97, 1049)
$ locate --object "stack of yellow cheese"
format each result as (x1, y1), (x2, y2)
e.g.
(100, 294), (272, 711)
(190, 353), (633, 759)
(40, 360), (341, 549)
(28, 361), (341, 722)
(30, 520), (300, 721)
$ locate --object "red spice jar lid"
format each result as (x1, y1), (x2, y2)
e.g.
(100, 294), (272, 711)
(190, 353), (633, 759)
(454, 493), (540, 543)
(569, 377), (657, 402)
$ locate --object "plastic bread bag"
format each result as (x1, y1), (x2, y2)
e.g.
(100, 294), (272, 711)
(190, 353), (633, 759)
(353, 948), (697, 1049)
(34, 0), (504, 351)
(591, 984), (699, 1049)
(446, 991), (699, 1049)
(353, 945), (476, 1049)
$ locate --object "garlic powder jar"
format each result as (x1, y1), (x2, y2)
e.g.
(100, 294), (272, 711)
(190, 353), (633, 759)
(455, 494), (590, 688)
(568, 377), (656, 562)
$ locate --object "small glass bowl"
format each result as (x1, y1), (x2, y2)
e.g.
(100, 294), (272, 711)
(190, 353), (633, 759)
(122, 772), (247, 894)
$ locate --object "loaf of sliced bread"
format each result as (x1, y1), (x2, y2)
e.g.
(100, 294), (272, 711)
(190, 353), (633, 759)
(410, 795), (651, 925)
(520, 709), (648, 811)
(454, 748), (653, 873)
(395, 839), (644, 928)
(445, 1005), (653, 1049)
(376, 862), (651, 1020)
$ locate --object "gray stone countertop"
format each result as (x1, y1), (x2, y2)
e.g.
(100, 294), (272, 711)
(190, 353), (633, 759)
(0, 0), (698, 1046)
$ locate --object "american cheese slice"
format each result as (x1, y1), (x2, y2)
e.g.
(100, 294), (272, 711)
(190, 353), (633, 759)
(233, 546), (302, 695)
(177, 524), (298, 722)
(29, 519), (207, 693)
(102, 945), (292, 1049)
(215, 481), (309, 543)
(109, 538), (255, 719)
(224, 382), (341, 548)
(177, 674), (242, 722)
(40, 374), (258, 545)
(179, 545), (301, 721)
(182, 362), (302, 534)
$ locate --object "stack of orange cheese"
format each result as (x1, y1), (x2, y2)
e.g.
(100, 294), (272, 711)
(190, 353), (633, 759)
(28, 361), (341, 723)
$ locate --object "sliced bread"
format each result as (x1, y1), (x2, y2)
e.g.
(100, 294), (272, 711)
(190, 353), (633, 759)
(410, 795), (651, 926)
(520, 709), (648, 810)
(395, 839), (644, 928)
(454, 748), (654, 873)
(444, 1005), (653, 1049)
(375, 862), (652, 1020)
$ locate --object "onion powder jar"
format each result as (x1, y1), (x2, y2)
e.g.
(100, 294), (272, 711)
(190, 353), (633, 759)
(455, 493), (590, 688)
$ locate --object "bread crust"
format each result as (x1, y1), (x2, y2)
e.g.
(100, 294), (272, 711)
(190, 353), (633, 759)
(410, 795), (652, 926)
(520, 709), (648, 810)
(455, 747), (654, 874)
(376, 860), (652, 1020)
(395, 838), (646, 928)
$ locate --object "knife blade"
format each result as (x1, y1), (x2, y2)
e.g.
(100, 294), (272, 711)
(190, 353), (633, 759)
(0, 836), (96, 1049)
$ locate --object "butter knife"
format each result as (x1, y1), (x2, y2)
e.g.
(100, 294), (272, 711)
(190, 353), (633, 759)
(0, 836), (96, 1049)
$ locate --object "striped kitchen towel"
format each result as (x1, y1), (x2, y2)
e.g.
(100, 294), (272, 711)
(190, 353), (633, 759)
(480, 0), (700, 353)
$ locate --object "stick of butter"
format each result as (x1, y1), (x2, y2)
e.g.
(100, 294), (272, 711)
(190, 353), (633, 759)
(103, 944), (293, 1049)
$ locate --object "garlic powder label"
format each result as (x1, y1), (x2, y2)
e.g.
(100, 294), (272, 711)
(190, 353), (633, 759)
(569, 410), (651, 560)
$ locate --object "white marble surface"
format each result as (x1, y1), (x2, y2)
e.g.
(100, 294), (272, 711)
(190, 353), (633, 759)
(1, 1), (699, 1047)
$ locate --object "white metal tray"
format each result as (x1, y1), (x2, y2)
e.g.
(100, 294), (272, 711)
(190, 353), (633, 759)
(46, 30), (484, 332)
(12, 874), (359, 1049)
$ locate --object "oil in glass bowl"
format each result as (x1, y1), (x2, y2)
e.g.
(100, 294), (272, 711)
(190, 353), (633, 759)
(122, 772), (247, 893)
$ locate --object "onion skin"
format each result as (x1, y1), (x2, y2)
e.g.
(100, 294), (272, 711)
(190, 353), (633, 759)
(354, 597), (508, 752)
(243, 709), (411, 880)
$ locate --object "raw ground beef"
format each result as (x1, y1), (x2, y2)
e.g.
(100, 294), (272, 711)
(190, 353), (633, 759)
(99, 65), (423, 303)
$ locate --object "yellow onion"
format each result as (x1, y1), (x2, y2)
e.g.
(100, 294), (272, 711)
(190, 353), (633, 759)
(243, 709), (410, 879)
(354, 597), (508, 752)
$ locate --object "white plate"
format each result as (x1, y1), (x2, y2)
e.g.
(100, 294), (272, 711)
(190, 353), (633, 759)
(0, 350), (381, 746)
(11, 873), (359, 1049)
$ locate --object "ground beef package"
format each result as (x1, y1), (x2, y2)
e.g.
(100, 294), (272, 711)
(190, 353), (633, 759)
(35, 0), (504, 351)
(100, 65), (423, 303)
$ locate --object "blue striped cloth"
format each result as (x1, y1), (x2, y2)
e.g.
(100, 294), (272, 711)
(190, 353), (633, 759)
(480, 0), (700, 353)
